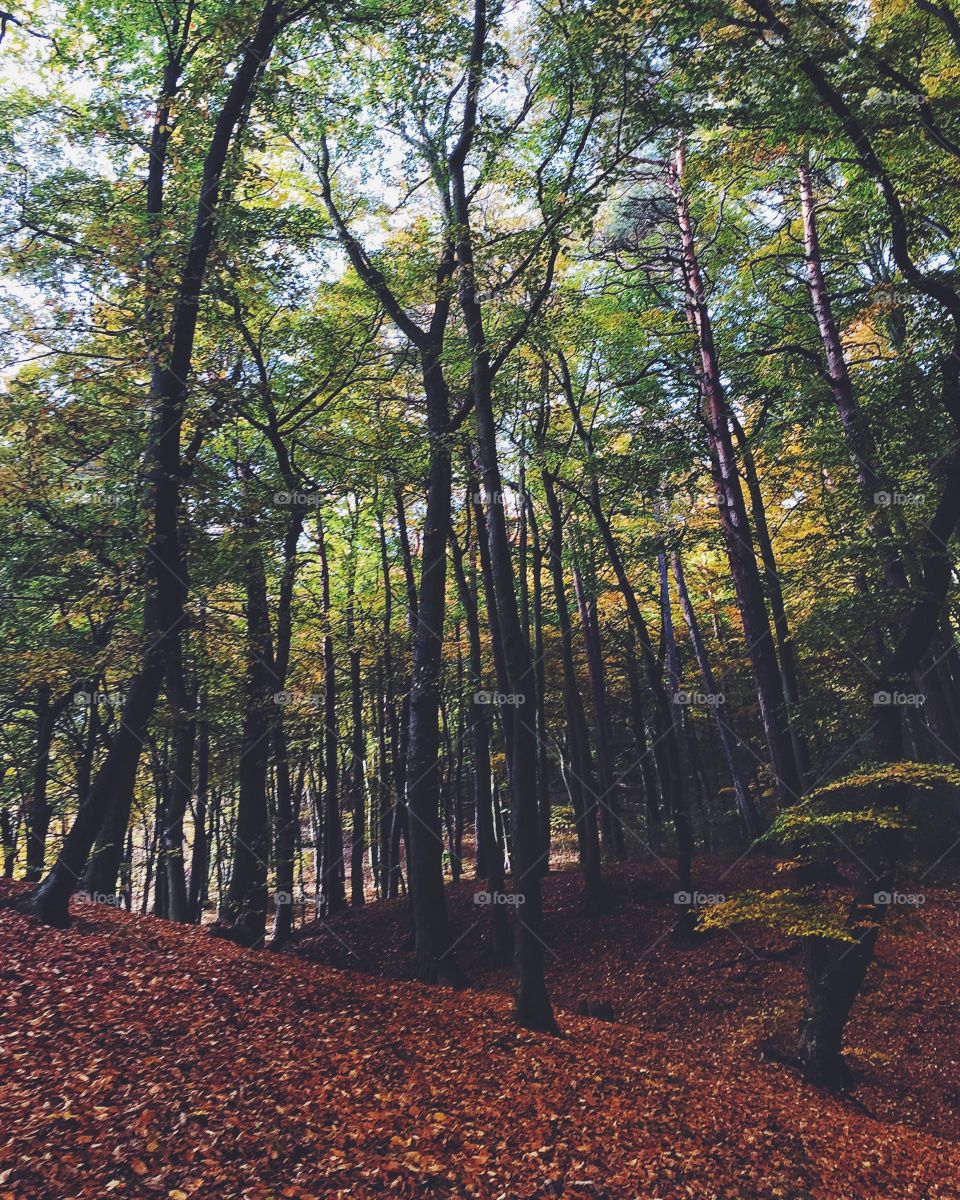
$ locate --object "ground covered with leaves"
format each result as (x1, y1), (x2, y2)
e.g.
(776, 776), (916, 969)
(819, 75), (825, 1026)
(3, 860), (959, 1199)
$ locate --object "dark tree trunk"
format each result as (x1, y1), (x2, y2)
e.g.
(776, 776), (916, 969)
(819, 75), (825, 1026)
(160, 669), (196, 923)
(388, 494), (416, 901)
(315, 116), (463, 981)
(403, 354), (465, 984)
(729, 412), (809, 779)
(26, 4), (284, 927)
(188, 705), (210, 923)
(316, 513), (345, 917)
(348, 644), (366, 907)
(219, 541), (274, 948)
(453, 73), (555, 1023)
(24, 684), (55, 882)
(624, 632), (661, 830)
(344, 506), (367, 909)
(1, 806), (15, 878)
(542, 473), (605, 913)
(672, 549), (763, 838)
(572, 555), (624, 858)
(670, 142), (801, 809)
(451, 528), (512, 963)
(799, 157), (960, 764)
(525, 497), (552, 864)
(657, 546), (693, 837)
(270, 506), (304, 947)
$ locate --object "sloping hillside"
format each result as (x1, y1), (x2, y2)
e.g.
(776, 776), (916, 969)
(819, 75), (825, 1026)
(2, 867), (959, 1199)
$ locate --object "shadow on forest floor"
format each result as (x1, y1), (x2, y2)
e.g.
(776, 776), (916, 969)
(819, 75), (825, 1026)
(291, 854), (960, 1145)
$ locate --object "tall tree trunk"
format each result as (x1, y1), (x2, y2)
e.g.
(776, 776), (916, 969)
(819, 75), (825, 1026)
(526, 496), (552, 864)
(270, 506), (305, 947)
(316, 513), (345, 916)
(26, 4), (284, 927)
(729, 412), (809, 779)
(657, 545), (693, 833)
(403, 353), (465, 984)
(376, 509), (403, 899)
(799, 157), (960, 764)
(188, 703), (210, 923)
(624, 632), (661, 830)
(160, 669), (196, 923)
(672, 549), (763, 838)
(1, 805), (16, 878)
(347, 641), (366, 906)
(542, 473), (605, 913)
(24, 684), (54, 882)
(219, 540), (274, 948)
(670, 143), (801, 808)
(451, 528), (512, 962)
(572, 552), (624, 858)
(315, 115), (465, 981)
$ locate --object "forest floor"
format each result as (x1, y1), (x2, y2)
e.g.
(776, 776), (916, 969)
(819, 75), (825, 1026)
(2, 857), (960, 1200)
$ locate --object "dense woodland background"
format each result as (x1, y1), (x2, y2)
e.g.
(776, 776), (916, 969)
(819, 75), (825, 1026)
(2, 0), (960, 1104)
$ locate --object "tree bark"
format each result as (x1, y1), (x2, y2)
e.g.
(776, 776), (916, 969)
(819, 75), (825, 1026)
(219, 539), (274, 948)
(542, 473), (605, 912)
(26, 2), (285, 927)
(672, 549), (763, 838)
(24, 684), (54, 882)
(670, 142), (802, 808)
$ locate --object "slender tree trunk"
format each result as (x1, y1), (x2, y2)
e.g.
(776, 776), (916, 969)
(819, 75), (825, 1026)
(344, 505), (367, 909)
(160, 669), (195, 923)
(451, 528), (512, 962)
(526, 498), (552, 864)
(572, 553), (623, 857)
(624, 632), (661, 830)
(657, 546), (693, 833)
(672, 549), (763, 838)
(729, 412), (809, 779)
(455, 178), (555, 1025)
(24, 684), (54, 882)
(316, 513), (345, 916)
(799, 157), (960, 764)
(1, 805), (15, 878)
(271, 507), (305, 946)
(670, 143), (801, 808)
(542, 473), (605, 912)
(188, 703), (210, 923)
(348, 649), (366, 906)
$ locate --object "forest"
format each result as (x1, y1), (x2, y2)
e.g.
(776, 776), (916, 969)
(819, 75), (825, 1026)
(1, 0), (960, 1195)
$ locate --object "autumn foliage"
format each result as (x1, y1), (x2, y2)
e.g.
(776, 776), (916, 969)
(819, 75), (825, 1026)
(3, 859), (960, 1200)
